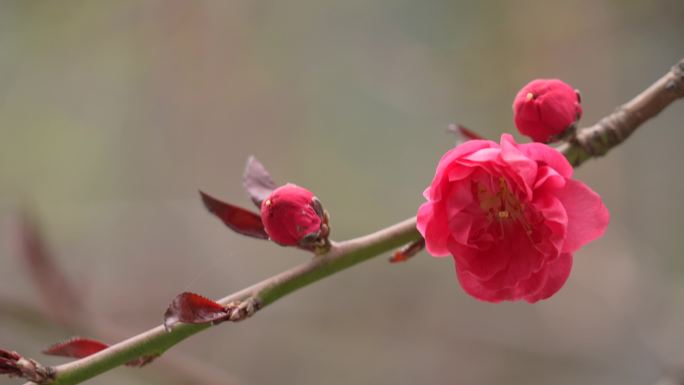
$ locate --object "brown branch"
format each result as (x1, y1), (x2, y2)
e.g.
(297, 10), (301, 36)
(558, 58), (684, 166)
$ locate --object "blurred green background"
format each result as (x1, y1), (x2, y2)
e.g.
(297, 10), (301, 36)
(1, 1), (684, 384)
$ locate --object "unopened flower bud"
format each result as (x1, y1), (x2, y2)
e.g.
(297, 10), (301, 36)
(260, 184), (327, 248)
(513, 79), (582, 143)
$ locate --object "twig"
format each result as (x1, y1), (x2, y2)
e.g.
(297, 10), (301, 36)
(24, 217), (420, 385)
(0, 295), (241, 385)
(6, 208), (242, 384)
(558, 58), (684, 166)
(21, 57), (684, 385)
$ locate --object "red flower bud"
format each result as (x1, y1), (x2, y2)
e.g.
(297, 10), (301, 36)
(260, 184), (324, 247)
(513, 79), (582, 143)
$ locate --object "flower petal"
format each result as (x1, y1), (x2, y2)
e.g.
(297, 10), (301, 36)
(474, 224), (545, 287)
(417, 202), (450, 257)
(462, 148), (500, 164)
(512, 267), (549, 301)
(523, 253), (573, 303)
(556, 179), (610, 253)
(532, 194), (568, 255)
(454, 261), (513, 303)
(519, 142), (573, 178)
(533, 165), (566, 192)
(450, 233), (512, 282)
(446, 181), (474, 219)
(499, 134), (537, 192)
(429, 140), (497, 201)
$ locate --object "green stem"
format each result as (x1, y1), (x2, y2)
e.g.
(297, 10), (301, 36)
(38, 217), (420, 385)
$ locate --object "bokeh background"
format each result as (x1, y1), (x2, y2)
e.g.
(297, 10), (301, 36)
(1, 1), (684, 384)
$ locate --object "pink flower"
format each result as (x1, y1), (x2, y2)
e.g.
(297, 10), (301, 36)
(260, 184), (323, 246)
(513, 79), (582, 143)
(417, 134), (609, 303)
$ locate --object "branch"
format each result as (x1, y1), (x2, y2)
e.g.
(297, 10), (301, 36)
(27, 217), (420, 385)
(6, 209), (241, 384)
(21, 57), (684, 385)
(558, 58), (684, 166)
(0, 295), (241, 385)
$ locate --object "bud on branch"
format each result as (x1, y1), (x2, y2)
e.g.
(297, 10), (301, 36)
(0, 348), (53, 383)
(513, 78), (582, 143)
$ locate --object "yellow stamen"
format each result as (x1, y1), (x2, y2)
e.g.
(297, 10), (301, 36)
(526, 92), (534, 101)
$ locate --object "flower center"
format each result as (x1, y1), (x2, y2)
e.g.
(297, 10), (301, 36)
(476, 176), (532, 238)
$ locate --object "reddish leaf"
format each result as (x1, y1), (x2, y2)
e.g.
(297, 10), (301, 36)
(0, 361), (20, 377)
(199, 191), (268, 239)
(243, 156), (278, 207)
(43, 338), (108, 359)
(0, 348), (21, 377)
(447, 123), (485, 143)
(43, 338), (158, 368)
(0, 349), (21, 362)
(164, 292), (230, 331)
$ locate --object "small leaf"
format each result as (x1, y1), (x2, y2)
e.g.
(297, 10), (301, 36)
(243, 156), (278, 207)
(0, 361), (19, 377)
(0, 348), (21, 376)
(199, 191), (269, 239)
(448, 123), (484, 143)
(43, 338), (108, 359)
(0, 349), (20, 362)
(164, 292), (230, 331)
(43, 338), (158, 367)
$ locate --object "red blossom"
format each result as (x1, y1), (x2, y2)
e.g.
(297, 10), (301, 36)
(260, 184), (324, 246)
(417, 134), (609, 302)
(513, 79), (582, 143)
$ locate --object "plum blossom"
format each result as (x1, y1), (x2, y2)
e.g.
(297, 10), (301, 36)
(417, 134), (608, 302)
